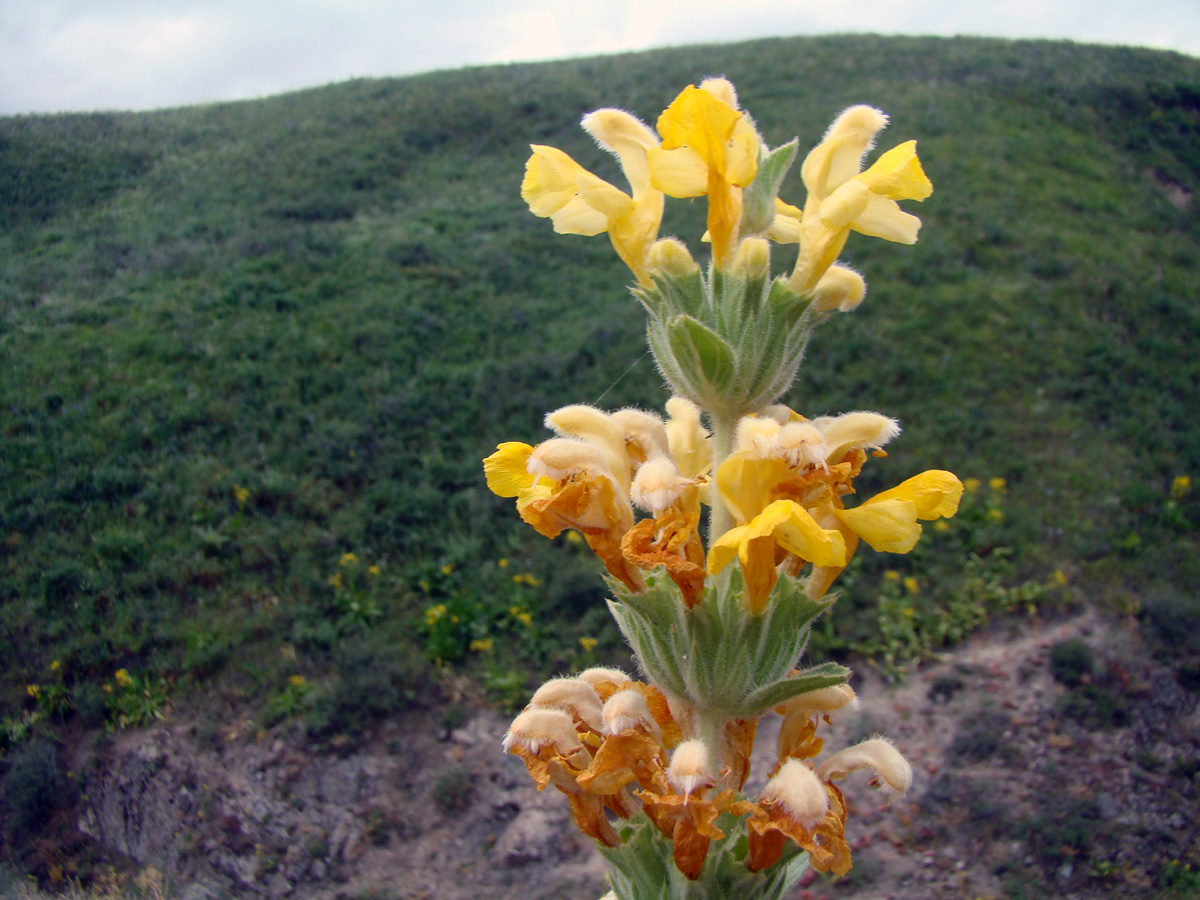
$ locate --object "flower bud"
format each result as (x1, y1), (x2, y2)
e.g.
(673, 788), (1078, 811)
(731, 237), (770, 279)
(647, 238), (699, 278)
(527, 438), (612, 482)
(611, 407), (671, 462)
(812, 265), (866, 313)
(812, 412), (901, 463)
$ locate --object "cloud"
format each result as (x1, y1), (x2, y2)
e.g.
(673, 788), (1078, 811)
(0, 0), (1196, 115)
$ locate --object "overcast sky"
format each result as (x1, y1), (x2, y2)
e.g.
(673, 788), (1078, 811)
(2, 1), (1198, 115)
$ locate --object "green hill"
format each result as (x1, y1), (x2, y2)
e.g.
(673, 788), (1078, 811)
(2, 34), (1198, 742)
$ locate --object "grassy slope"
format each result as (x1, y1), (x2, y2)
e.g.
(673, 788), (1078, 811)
(1, 35), (1198, 726)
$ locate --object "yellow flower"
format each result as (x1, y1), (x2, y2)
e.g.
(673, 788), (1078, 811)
(902, 606), (915, 618)
(883, 570), (901, 582)
(903, 576), (919, 595)
(1170, 475), (1191, 501)
(565, 530), (583, 544)
(366, 565), (381, 577)
(963, 477), (981, 494)
(989, 477), (1007, 493)
(50, 660), (61, 671)
(327, 573), (343, 589)
(789, 106), (931, 291)
(26, 684), (40, 699)
(579, 636), (598, 652)
(469, 638), (494, 652)
(1053, 570), (1068, 586)
(234, 485), (251, 509)
(288, 675), (306, 688)
(102, 683), (113, 694)
(441, 563), (454, 576)
(115, 668), (132, 687)
(647, 80), (759, 267)
(708, 500), (847, 614)
(517, 612), (534, 627)
(522, 109), (664, 284)
(832, 470), (964, 554)
(497, 557), (509, 569)
(986, 508), (1005, 522)
(339, 552), (358, 567)
(424, 604), (447, 625)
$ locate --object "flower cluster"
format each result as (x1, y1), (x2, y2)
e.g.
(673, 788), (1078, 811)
(504, 670), (910, 879)
(488, 78), (958, 898)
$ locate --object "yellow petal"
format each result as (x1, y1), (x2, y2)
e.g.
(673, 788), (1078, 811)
(751, 500), (847, 568)
(484, 442), (536, 497)
(548, 197), (608, 236)
(801, 106), (888, 198)
(726, 116), (760, 186)
(819, 180), (871, 230)
(767, 212), (802, 244)
(851, 195), (921, 244)
(707, 525), (749, 575)
(656, 84), (742, 165)
(865, 470), (963, 520)
(581, 108), (659, 198)
(522, 145), (587, 216)
(716, 451), (790, 526)
(647, 145), (709, 198)
(834, 498), (921, 553)
(858, 141), (932, 201)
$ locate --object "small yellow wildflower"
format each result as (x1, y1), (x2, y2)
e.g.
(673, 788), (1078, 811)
(102, 683), (112, 694)
(884, 570), (901, 583)
(234, 485), (251, 509)
(902, 607), (915, 619)
(367, 565), (381, 577)
(988, 477), (1007, 493)
(963, 478), (981, 494)
(26, 684), (40, 699)
(566, 530), (583, 545)
(1171, 475), (1192, 501)
(327, 573), (343, 589)
(288, 675), (306, 688)
(517, 612), (534, 627)
(1053, 570), (1068, 586)
(498, 557), (509, 568)
(934, 520), (951, 532)
(424, 604), (447, 625)
(50, 660), (61, 671)
(115, 668), (132, 687)
(986, 508), (1005, 523)
(903, 576), (919, 595)
(418, 580), (430, 592)
(441, 563), (455, 576)
(469, 638), (495, 652)
(579, 636), (598, 652)
(339, 552), (358, 567)
(510, 605), (524, 617)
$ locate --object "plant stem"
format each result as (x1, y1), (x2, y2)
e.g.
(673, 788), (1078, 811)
(707, 410), (738, 543)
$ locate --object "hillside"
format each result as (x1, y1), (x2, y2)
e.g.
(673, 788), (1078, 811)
(1, 33), (1199, 897)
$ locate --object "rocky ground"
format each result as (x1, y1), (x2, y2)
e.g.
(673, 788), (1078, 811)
(11, 607), (1200, 900)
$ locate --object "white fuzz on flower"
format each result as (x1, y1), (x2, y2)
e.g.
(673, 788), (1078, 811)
(736, 416), (781, 459)
(667, 740), (714, 796)
(576, 667), (631, 690)
(776, 422), (829, 469)
(529, 678), (605, 733)
(762, 759), (830, 829)
(526, 438), (613, 482)
(504, 708), (585, 755)
(611, 408), (671, 462)
(664, 397), (710, 478)
(602, 690), (663, 743)
(779, 684), (859, 717)
(545, 405), (631, 490)
(699, 76), (738, 109)
(816, 737), (913, 803)
(813, 412), (901, 463)
(631, 457), (687, 515)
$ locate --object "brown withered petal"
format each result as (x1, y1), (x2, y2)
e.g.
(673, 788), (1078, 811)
(620, 515), (706, 608)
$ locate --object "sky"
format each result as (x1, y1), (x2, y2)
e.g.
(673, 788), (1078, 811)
(2, 0), (1198, 115)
